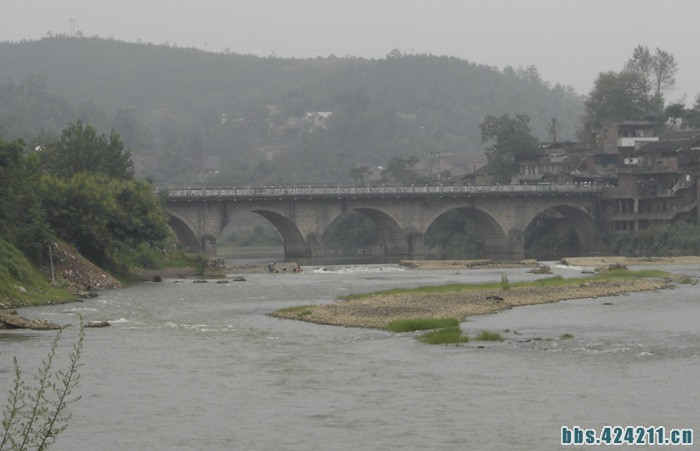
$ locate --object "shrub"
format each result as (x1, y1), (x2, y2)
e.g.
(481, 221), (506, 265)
(277, 305), (315, 318)
(385, 317), (460, 332)
(500, 274), (510, 291)
(474, 330), (504, 341)
(417, 326), (469, 345)
(1, 322), (84, 450)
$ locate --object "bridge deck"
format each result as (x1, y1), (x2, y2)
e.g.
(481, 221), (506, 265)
(163, 184), (608, 200)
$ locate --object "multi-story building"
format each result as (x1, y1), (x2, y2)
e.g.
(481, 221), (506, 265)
(605, 128), (700, 233)
(507, 121), (699, 235)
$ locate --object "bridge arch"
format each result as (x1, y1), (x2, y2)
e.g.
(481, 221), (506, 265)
(251, 209), (309, 258)
(353, 207), (418, 257)
(168, 214), (201, 252)
(321, 211), (379, 257)
(320, 207), (415, 258)
(524, 205), (602, 259)
(424, 207), (509, 259)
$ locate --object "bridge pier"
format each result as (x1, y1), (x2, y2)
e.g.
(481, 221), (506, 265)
(405, 232), (425, 260)
(202, 235), (217, 256)
(501, 229), (525, 261)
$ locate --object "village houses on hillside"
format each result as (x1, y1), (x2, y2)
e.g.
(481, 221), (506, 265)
(465, 121), (700, 236)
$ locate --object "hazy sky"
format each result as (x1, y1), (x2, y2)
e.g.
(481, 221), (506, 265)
(3, 0), (699, 101)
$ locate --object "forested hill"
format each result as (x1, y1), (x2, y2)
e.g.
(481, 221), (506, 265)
(0, 37), (583, 185)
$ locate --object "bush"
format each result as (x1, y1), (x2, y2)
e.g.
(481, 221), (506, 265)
(611, 223), (700, 256)
(1, 322), (84, 450)
(385, 317), (460, 332)
(417, 326), (469, 345)
(474, 330), (504, 341)
(500, 275), (510, 291)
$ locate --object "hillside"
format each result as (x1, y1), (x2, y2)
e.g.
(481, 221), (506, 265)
(0, 237), (74, 308)
(0, 37), (584, 185)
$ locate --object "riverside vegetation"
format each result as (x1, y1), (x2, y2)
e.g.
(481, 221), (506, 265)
(0, 123), (196, 310)
(272, 268), (692, 344)
(1, 123), (178, 449)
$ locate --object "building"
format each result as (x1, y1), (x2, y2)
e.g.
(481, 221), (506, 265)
(605, 129), (700, 233)
(498, 121), (700, 235)
(592, 121), (659, 154)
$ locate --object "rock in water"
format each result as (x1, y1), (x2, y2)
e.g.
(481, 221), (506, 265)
(0, 310), (61, 330)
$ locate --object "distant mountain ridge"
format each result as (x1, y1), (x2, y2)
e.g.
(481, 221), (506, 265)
(0, 37), (583, 185)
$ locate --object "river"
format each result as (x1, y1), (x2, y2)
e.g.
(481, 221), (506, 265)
(2, 263), (699, 450)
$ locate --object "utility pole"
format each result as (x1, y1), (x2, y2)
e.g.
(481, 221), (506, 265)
(430, 151), (441, 183)
(48, 242), (56, 286)
(549, 118), (561, 146)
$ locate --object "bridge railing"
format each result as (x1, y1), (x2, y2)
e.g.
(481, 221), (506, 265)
(162, 183), (609, 199)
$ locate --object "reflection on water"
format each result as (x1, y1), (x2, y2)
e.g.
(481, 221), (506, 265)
(0, 332), (38, 343)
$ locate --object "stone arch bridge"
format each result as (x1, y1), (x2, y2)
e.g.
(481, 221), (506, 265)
(162, 184), (608, 261)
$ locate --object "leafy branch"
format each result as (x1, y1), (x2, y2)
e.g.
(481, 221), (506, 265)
(1, 321), (84, 451)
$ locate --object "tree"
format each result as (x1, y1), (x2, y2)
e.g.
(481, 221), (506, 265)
(480, 114), (539, 183)
(580, 70), (662, 133)
(40, 121), (134, 180)
(379, 156), (421, 185)
(663, 103), (700, 130)
(39, 174), (169, 272)
(580, 46), (677, 136)
(0, 139), (52, 262)
(349, 165), (371, 185)
(625, 45), (678, 97)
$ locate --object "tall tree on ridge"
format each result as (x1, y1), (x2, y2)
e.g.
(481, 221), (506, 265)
(480, 114), (539, 184)
(624, 45), (678, 98)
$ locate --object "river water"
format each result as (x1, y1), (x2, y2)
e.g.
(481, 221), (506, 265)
(2, 263), (699, 450)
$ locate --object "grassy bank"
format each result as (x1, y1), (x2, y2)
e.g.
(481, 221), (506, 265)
(271, 268), (686, 330)
(339, 269), (670, 301)
(0, 237), (75, 307)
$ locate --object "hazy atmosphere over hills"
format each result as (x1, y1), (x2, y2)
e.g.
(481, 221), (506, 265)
(2, 1), (700, 185)
(3, 0), (700, 100)
(0, 37), (583, 184)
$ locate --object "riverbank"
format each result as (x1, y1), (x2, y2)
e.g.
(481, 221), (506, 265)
(399, 259), (538, 270)
(562, 255), (700, 267)
(400, 256), (700, 271)
(1, 240), (124, 329)
(271, 269), (687, 329)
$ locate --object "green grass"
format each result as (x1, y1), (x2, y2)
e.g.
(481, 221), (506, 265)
(340, 269), (673, 301)
(162, 251), (207, 274)
(339, 282), (507, 300)
(595, 268), (670, 279)
(677, 276), (697, 285)
(474, 330), (504, 341)
(560, 333), (575, 340)
(385, 317), (460, 332)
(500, 274), (510, 291)
(0, 237), (75, 307)
(417, 326), (469, 345)
(277, 305), (315, 317)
